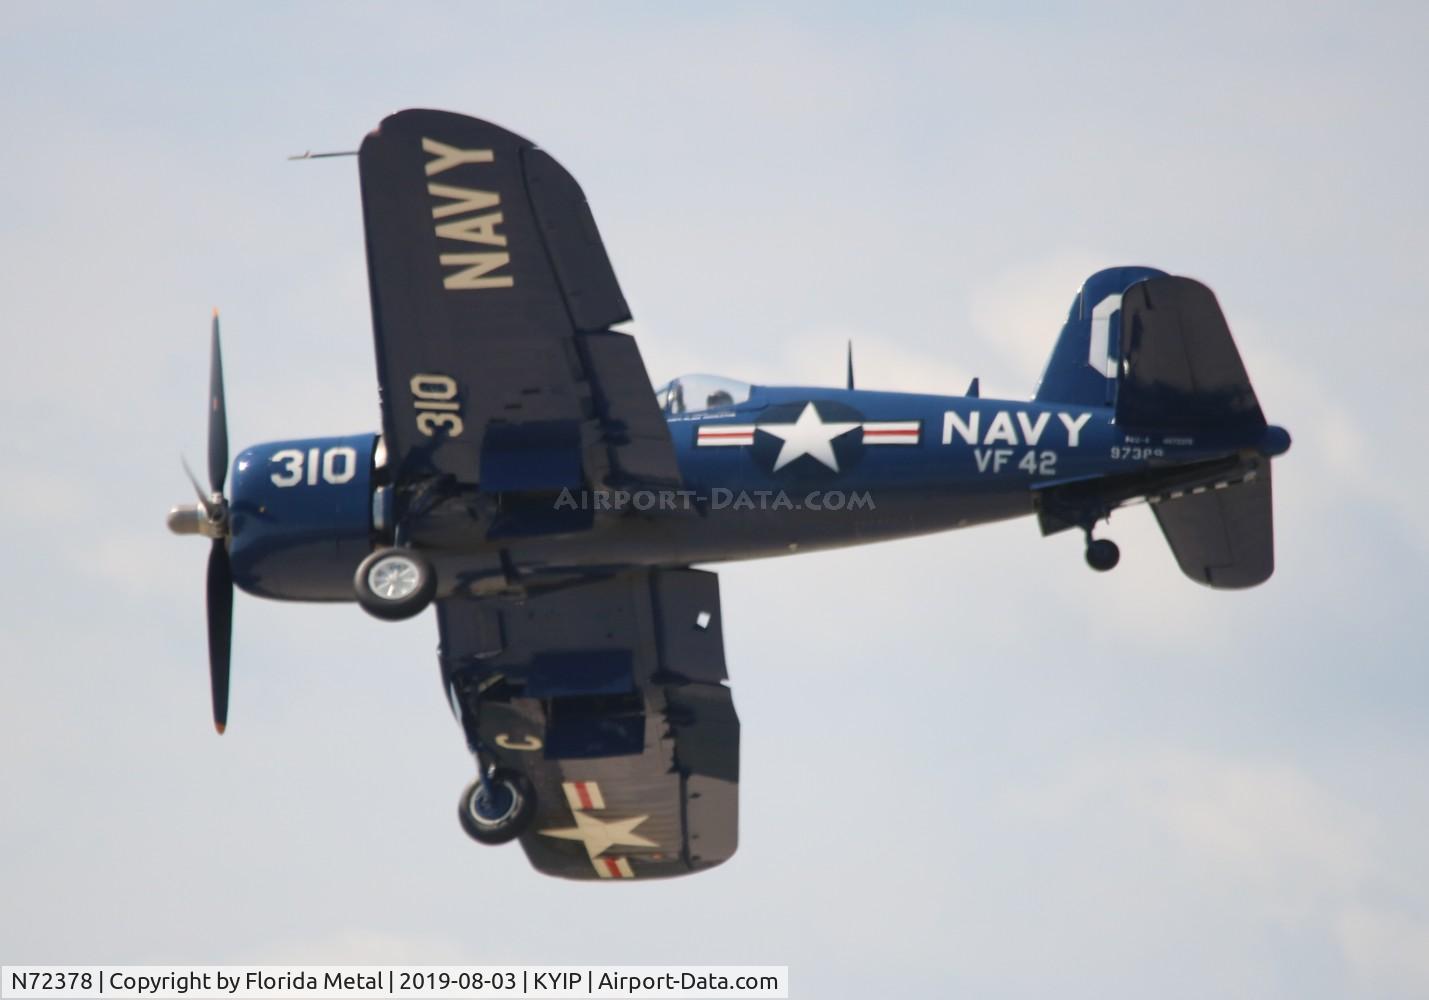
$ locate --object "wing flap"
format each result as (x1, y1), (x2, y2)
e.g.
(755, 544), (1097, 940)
(580, 331), (682, 486)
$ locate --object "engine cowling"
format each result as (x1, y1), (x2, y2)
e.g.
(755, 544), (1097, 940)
(228, 433), (381, 600)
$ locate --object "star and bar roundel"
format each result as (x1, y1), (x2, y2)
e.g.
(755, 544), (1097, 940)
(696, 400), (921, 477)
(538, 780), (658, 879)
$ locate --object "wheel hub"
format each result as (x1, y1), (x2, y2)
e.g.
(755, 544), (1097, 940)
(470, 782), (517, 825)
(369, 557), (421, 600)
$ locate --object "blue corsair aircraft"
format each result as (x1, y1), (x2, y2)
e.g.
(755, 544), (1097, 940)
(167, 109), (1291, 881)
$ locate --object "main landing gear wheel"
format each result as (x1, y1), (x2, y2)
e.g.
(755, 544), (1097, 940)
(458, 768), (536, 845)
(354, 547), (437, 621)
(1085, 537), (1121, 572)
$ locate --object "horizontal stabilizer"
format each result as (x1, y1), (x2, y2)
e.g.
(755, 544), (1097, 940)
(1152, 463), (1273, 588)
(1117, 277), (1265, 432)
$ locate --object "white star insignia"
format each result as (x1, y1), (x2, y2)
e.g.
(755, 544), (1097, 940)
(758, 402), (860, 471)
(538, 812), (658, 859)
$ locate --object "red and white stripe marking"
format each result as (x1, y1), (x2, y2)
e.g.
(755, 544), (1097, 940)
(562, 781), (606, 812)
(699, 420), (922, 447)
(696, 424), (757, 447)
(861, 420), (921, 445)
(594, 856), (635, 878)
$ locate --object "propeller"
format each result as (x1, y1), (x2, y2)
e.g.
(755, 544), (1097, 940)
(208, 310), (228, 497)
(167, 310), (233, 734)
(206, 537), (232, 734)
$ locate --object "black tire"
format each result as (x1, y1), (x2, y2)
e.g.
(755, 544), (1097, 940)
(1085, 538), (1121, 572)
(354, 547), (437, 621)
(458, 769), (536, 845)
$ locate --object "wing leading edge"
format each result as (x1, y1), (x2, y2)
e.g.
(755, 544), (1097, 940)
(359, 109), (679, 496)
(437, 569), (739, 880)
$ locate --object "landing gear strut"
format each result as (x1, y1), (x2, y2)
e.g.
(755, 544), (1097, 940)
(447, 661), (537, 845)
(1084, 533), (1120, 572)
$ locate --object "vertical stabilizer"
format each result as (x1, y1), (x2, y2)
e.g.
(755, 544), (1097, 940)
(1033, 266), (1167, 406)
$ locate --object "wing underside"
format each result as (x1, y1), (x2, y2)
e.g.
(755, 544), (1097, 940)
(437, 569), (738, 880)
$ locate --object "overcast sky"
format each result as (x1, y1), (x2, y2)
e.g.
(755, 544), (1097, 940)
(3, 4), (1428, 998)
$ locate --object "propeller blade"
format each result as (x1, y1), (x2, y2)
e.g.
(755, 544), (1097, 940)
(208, 309), (229, 495)
(180, 456), (216, 517)
(206, 539), (233, 734)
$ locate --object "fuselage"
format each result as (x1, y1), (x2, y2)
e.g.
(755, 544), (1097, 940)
(224, 384), (1286, 601)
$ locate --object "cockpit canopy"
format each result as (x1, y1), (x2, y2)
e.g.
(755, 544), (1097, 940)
(654, 374), (753, 415)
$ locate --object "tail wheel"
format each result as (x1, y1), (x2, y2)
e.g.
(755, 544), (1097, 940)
(354, 547), (436, 621)
(1085, 538), (1121, 572)
(458, 768), (536, 845)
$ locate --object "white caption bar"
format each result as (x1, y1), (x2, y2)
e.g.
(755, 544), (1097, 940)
(1, 966), (788, 999)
